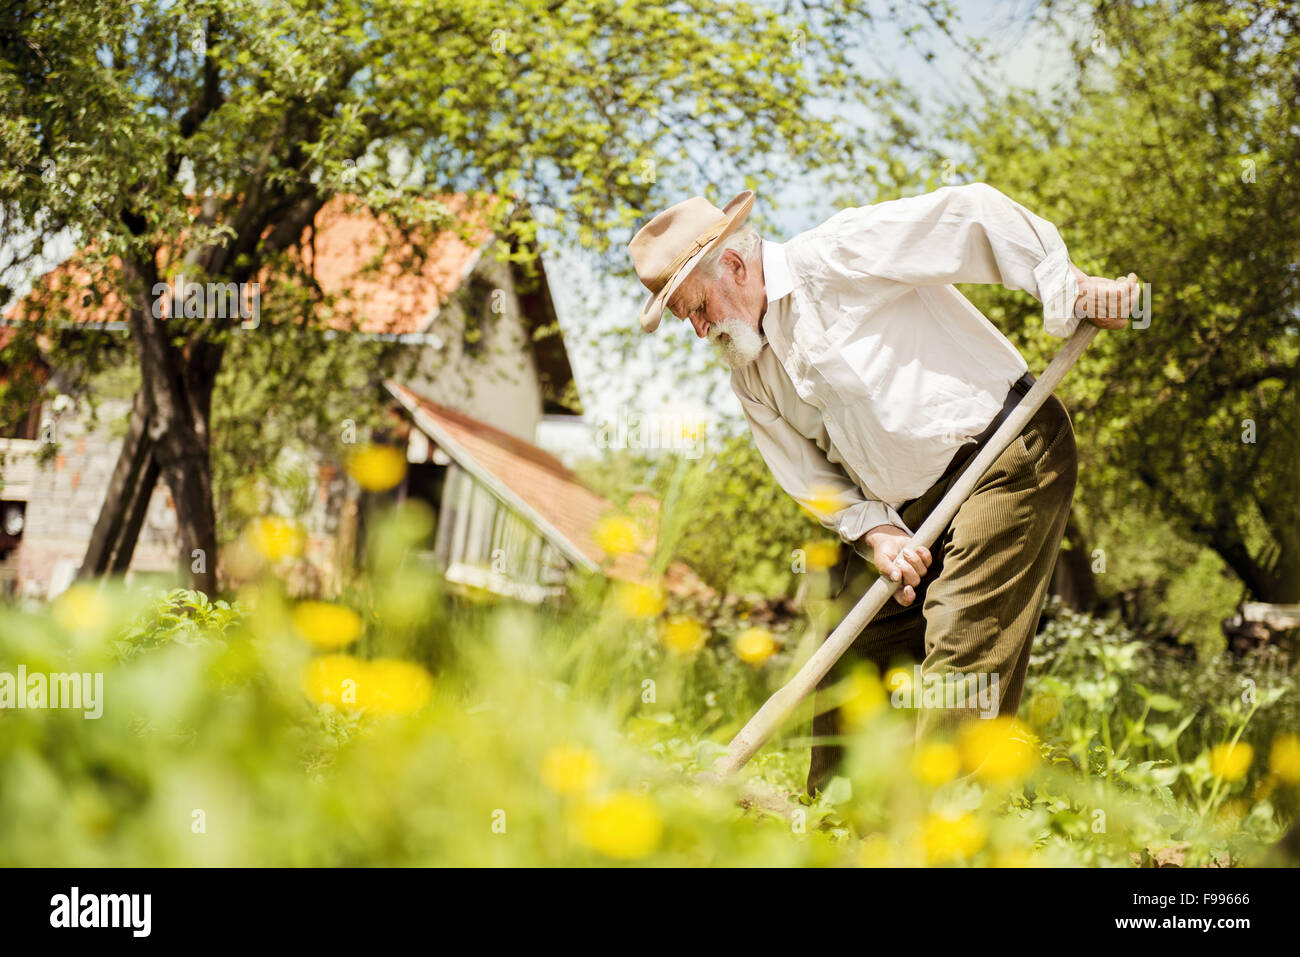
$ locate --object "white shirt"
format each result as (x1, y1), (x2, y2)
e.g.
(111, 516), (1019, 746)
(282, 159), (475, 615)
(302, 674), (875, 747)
(730, 182), (1080, 549)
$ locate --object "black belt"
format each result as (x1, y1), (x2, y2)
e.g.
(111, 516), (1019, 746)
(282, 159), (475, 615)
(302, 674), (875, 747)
(900, 371), (1036, 514)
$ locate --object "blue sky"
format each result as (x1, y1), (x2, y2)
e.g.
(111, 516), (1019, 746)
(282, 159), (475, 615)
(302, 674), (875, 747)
(2, 0), (1090, 462)
(540, 0), (1086, 460)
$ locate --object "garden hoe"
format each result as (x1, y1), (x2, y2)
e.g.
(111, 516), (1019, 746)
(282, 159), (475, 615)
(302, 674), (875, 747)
(707, 320), (1102, 810)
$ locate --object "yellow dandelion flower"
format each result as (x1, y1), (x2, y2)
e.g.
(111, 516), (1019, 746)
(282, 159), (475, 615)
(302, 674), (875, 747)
(885, 666), (914, 699)
(1208, 742), (1253, 782)
(247, 515), (305, 563)
(348, 444), (406, 492)
(291, 601), (364, 649)
(540, 746), (602, 796)
(661, 616), (707, 656)
(912, 742), (961, 787)
(52, 583), (112, 633)
(356, 658), (435, 715)
(840, 667), (887, 729)
(958, 716), (1038, 782)
(733, 627), (776, 665)
(302, 654), (368, 709)
(922, 812), (986, 864)
(804, 540), (840, 571)
(593, 515), (642, 556)
(1270, 733), (1300, 785)
(612, 581), (665, 618)
(572, 791), (663, 860)
(803, 485), (843, 521)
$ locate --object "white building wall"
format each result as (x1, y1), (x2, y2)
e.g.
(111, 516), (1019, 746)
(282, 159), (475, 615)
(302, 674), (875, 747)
(399, 254), (544, 441)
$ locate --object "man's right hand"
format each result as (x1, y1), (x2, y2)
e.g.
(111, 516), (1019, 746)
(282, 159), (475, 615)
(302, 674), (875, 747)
(863, 524), (932, 607)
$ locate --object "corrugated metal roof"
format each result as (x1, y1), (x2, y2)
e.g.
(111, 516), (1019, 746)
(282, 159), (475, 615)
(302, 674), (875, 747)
(387, 380), (649, 583)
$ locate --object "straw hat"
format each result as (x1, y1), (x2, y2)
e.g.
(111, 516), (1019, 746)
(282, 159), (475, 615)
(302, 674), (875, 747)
(628, 190), (755, 332)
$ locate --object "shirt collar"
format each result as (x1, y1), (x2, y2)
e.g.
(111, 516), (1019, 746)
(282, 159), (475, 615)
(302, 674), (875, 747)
(761, 239), (794, 303)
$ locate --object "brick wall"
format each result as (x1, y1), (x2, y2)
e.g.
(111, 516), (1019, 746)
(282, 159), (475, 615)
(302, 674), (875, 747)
(0, 396), (180, 602)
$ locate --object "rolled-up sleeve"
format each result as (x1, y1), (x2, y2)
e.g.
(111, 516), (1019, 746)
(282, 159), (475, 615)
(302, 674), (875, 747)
(733, 374), (911, 554)
(821, 181), (1080, 337)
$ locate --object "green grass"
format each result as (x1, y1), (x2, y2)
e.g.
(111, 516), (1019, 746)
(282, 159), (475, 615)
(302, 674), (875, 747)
(0, 504), (1295, 867)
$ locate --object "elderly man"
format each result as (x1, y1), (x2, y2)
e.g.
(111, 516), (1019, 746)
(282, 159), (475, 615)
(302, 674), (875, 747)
(627, 184), (1138, 796)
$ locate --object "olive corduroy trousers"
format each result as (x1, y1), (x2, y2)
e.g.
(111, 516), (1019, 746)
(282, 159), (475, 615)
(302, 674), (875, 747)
(806, 393), (1078, 797)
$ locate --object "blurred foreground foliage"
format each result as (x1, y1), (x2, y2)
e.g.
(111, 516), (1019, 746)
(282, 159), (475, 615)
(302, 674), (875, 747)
(0, 502), (1295, 867)
(580, 438), (830, 599)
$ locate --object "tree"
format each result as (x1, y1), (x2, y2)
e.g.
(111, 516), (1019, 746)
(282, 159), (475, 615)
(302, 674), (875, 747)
(1, 0), (928, 593)
(872, 0), (1299, 603)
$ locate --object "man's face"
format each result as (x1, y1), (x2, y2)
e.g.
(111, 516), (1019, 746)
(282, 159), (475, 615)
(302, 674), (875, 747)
(666, 248), (765, 368)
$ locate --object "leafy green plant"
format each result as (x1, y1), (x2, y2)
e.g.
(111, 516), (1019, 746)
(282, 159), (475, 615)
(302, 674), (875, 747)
(0, 508), (1294, 867)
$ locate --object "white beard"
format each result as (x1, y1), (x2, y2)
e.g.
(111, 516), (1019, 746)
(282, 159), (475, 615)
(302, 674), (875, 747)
(708, 316), (764, 369)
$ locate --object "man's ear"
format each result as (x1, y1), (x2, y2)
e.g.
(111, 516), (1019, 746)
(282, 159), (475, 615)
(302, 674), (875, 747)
(723, 248), (747, 283)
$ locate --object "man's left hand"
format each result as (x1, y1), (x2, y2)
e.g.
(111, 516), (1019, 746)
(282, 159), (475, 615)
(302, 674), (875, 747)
(1073, 267), (1140, 329)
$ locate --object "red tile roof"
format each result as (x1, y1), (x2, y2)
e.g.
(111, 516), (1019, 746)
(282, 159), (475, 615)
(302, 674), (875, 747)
(387, 380), (649, 583)
(302, 196), (490, 335)
(2, 252), (127, 327)
(2, 195), (581, 414)
(2, 195), (491, 335)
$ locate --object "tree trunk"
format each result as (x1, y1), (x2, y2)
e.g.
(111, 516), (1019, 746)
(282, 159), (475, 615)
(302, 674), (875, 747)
(1258, 516), (1300, 604)
(146, 342), (220, 596)
(1134, 462), (1296, 604)
(80, 188), (322, 596)
(78, 257), (223, 595)
(109, 451), (162, 574)
(1049, 512), (1101, 612)
(80, 381), (218, 594)
(78, 389), (159, 578)
(155, 432), (218, 595)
